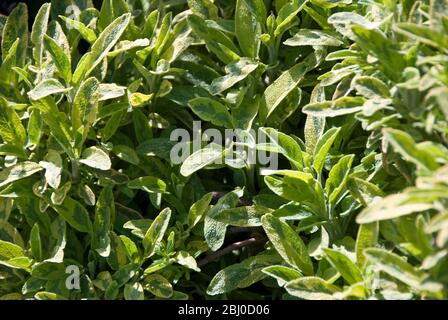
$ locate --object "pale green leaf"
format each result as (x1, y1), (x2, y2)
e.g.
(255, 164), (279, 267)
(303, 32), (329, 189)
(0, 162), (43, 189)
(284, 29), (343, 47)
(73, 13), (131, 85)
(143, 208), (171, 258)
(207, 252), (280, 295)
(180, 143), (225, 177)
(28, 79), (70, 101)
(128, 176), (167, 194)
(188, 98), (233, 128)
(79, 147), (111, 171)
(285, 277), (339, 300)
(261, 213), (313, 275)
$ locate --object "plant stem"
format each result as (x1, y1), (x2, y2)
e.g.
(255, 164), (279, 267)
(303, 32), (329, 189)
(246, 164), (257, 195)
(71, 160), (79, 183)
(197, 236), (266, 267)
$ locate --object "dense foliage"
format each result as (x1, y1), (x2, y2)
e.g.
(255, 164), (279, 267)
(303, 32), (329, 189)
(0, 0), (447, 300)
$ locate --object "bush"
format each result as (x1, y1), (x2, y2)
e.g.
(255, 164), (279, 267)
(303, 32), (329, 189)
(0, 0), (447, 300)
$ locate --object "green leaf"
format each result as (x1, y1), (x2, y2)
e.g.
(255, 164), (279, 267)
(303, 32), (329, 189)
(187, 192), (213, 229)
(272, 202), (313, 221)
(29, 224), (42, 262)
(143, 208), (171, 258)
(137, 138), (177, 161)
(188, 98), (233, 128)
(0, 240), (24, 261)
(108, 237), (132, 271)
(160, 20), (194, 63)
(207, 252), (280, 295)
(187, 0), (218, 19)
(0, 97), (26, 148)
(44, 34), (72, 84)
(323, 248), (363, 285)
(2, 3), (28, 68)
(261, 127), (304, 170)
(364, 248), (426, 289)
(98, 84), (127, 101)
(209, 58), (259, 95)
(0, 256), (32, 270)
(73, 13), (131, 85)
(348, 177), (385, 207)
(28, 79), (70, 101)
(152, 12), (172, 60)
(215, 205), (272, 227)
(71, 77), (100, 150)
(98, 0), (129, 32)
(53, 197), (93, 233)
(235, 0), (266, 58)
(325, 154), (354, 205)
(261, 213), (313, 275)
(109, 38), (150, 58)
(0, 162), (43, 189)
(32, 98), (75, 159)
(129, 92), (153, 107)
(313, 127), (340, 176)
(274, 0), (308, 37)
(262, 265), (302, 285)
(328, 12), (370, 40)
(285, 277), (339, 300)
(204, 190), (241, 251)
(303, 97), (364, 117)
(39, 150), (63, 189)
(144, 274), (173, 298)
(175, 251), (200, 271)
(79, 147), (111, 171)
(395, 22), (448, 51)
(92, 187), (114, 257)
(261, 50), (324, 120)
(351, 25), (406, 80)
(356, 188), (444, 224)
(232, 95), (260, 130)
(0, 145), (27, 159)
(128, 176), (167, 194)
(384, 129), (439, 172)
(31, 3), (51, 68)
(43, 218), (66, 262)
(426, 212), (448, 234)
(187, 14), (240, 64)
(112, 145), (140, 165)
(120, 235), (140, 264)
(284, 29), (343, 47)
(31, 262), (66, 280)
(264, 171), (322, 215)
(318, 64), (356, 85)
(101, 110), (126, 142)
(34, 292), (68, 300)
(352, 76), (390, 99)
(124, 282), (144, 300)
(51, 0), (93, 20)
(60, 16), (97, 43)
(304, 115), (326, 155)
(0, 39), (20, 84)
(16, 198), (52, 237)
(355, 222), (378, 267)
(310, 0), (352, 9)
(180, 143), (226, 177)
(51, 181), (72, 206)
